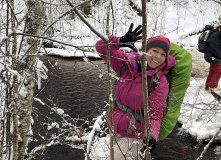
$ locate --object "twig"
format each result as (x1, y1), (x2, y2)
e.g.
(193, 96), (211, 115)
(211, 0), (221, 5)
(5, 0), (18, 24)
(66, 0), (108, 42)
(197, 127), (221, 160)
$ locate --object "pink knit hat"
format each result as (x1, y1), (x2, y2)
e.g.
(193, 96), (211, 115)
(146, 36), (171, 56)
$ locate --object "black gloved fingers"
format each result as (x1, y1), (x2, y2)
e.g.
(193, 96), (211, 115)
(137, 36), (142, 40)
(149, 137), (157, 154)
(128, 44), (138, 52)
(136, 29), (142, 37)
(128, 23), (134, 32)
(133, 25), (142, 34)
(118, 23), (142, 50)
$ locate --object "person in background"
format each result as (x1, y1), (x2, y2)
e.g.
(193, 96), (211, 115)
(95, 23), (176, 159)
(204, 25), (221, 92)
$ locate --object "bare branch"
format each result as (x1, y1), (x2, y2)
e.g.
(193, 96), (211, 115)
(5, 0), (18, 24)
(197, 127), (221, 160)
(66, 0), (108, 42)
(212, 0), (221, 5)
(141, 1), (151, 159)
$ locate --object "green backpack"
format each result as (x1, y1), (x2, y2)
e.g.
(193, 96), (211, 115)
(158, 43), (192, 140)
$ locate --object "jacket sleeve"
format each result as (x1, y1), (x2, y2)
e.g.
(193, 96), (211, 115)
(204, 52), (221, 65)
(95, 36), (129, 73)
(207, 32), (221, 59)
(148, 76), (169, 141)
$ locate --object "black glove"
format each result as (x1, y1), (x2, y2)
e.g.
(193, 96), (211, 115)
(139, 137), (157, 159)
(148, 137), (157, 154)
(118, 23), (142, 52)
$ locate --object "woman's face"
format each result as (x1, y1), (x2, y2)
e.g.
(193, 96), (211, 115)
(146, 47), (167, 68)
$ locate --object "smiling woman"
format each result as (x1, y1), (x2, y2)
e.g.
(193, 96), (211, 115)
(146, 47), (166, 68)
(95, 23), (176, 159)
(145, 36), (171, 69)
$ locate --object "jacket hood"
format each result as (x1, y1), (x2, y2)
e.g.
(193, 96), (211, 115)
(165, 55), (176, 70)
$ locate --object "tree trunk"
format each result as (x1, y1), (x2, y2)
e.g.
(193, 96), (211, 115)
(9, 0), (19, 159)
(17, 1), (45, 160)
(5, 2), (11, 160)
(12, 76), (19, 160)
(105, 2), (114, 160)
(141, 0), (151, 159)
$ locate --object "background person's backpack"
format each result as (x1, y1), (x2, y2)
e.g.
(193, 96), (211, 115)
(198, 25), (215, 53)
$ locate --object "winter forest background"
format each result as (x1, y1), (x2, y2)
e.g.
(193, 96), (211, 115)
(1, 0), (221, 160)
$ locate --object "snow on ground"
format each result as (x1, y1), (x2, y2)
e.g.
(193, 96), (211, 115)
(179, 78), (221, 140)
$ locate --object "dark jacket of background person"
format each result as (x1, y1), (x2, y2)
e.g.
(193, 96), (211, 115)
(204, 25), (221, 65)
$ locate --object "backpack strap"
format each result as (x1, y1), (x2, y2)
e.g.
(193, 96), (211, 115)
(112, 63), (128, 106)
(117, 63), (128, 77)
(149, 70), (169, 95)
(149, 69), (171, 118)
(109, 64), (171, 134)
(115, 100), (144, 134)
(108, 63), (145, 134)
(107, 63), (128, 115)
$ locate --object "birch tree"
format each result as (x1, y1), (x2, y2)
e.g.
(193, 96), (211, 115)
(0, 0), (45, 159)
(17, 1), (45, 159)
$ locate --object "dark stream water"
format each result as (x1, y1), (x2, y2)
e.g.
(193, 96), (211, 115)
(28, 55), (220, 160)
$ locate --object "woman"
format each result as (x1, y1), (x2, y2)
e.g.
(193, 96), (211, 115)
(95, 24), (176, 159)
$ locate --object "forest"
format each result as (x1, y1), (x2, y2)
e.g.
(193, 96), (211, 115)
(0, 0), (221, 159)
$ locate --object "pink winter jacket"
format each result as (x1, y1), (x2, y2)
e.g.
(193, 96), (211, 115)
(96, 36), (176, 141)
